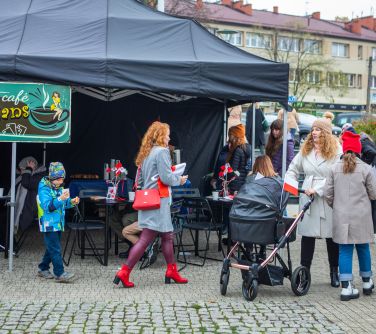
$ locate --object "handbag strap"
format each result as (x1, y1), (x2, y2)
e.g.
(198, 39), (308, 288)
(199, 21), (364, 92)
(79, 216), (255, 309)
(134, 166), (142, 190)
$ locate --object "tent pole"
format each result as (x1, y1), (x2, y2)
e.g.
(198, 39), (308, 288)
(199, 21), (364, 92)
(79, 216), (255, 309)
(8, 142), (17, 272)
(43, 143), (46, 166)
(251, 103), (256, 166)
(281, 108), (288, 178)
(223, 101), (227, 146)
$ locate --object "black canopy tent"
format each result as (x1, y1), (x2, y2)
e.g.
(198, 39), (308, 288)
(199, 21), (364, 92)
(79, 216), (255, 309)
(0, 0), (289, 270)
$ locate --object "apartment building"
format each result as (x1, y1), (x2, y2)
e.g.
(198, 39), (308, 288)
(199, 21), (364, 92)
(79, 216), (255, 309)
(166, 0), (376, 112)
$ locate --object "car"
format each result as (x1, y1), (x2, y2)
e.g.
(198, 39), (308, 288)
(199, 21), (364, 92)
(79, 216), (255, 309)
(333, 112), (375, 129)
(297, 113), (341, 143)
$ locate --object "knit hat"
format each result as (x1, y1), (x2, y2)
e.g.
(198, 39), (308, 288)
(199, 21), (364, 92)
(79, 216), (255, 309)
(341, 123), (356, 134)
(49, 162), (66, 180)
(342, 131), (362, 154)
(323, 111), (334, 122)
(312, 118), (332, 134)
(228, 124), (246, 138)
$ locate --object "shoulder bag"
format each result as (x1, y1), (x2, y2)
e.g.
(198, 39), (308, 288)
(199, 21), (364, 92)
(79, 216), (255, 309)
(132, 166), (161, 211)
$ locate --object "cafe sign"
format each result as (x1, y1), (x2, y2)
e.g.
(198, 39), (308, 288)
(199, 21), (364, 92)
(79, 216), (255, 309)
(0, 82), (71, 143)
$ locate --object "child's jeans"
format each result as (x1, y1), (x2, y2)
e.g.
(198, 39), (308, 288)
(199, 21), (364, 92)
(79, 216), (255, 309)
(38, 231), (64, 277)
(339, 243), (372, 281)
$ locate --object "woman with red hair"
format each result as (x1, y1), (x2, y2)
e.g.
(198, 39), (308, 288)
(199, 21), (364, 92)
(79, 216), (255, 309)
(113, 121), (188, 288)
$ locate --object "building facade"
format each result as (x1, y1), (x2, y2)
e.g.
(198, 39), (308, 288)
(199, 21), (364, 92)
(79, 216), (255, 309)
(166, 0), (376, 112)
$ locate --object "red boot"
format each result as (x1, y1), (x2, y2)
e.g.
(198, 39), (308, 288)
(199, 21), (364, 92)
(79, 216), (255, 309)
(165, 263), (188, 284)
(113, 265), (134, 288)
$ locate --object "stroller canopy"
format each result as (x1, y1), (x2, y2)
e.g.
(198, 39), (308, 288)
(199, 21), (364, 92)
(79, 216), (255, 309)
(230, 175), (289, 222)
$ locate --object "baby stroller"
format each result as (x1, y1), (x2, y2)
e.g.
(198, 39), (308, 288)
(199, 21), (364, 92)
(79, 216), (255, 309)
(219, 175), (314, 301)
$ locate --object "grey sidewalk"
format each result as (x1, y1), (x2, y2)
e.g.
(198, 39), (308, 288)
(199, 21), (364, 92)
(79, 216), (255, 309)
(0, 205), (375, 333)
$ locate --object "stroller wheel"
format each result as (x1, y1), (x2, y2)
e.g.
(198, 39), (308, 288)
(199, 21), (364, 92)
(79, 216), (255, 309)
(220, 259), (231, 296)
(291, 266), (311, 296)
(242, 279), (258, 301)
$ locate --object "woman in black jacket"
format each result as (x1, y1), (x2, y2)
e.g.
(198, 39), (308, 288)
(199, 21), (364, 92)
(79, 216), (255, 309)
(360, 132), (376, 232)
(227, 124), (251, 194)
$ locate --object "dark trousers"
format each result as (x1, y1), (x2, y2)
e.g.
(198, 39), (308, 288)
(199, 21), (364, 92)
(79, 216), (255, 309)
(300, 236), (339, 268)
(39, 231), (64, 277)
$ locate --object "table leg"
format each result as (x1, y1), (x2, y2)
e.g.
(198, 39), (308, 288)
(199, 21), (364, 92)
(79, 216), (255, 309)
(104, 205), (109, 266)
(80, 201), (85, 259)
(5, 202), (10, 259)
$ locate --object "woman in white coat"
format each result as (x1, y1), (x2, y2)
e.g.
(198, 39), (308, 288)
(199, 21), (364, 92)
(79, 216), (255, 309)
(286, 118), (342, 287)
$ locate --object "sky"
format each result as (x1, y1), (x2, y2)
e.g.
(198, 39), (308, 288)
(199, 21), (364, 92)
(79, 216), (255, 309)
(205, 0), (375, 21)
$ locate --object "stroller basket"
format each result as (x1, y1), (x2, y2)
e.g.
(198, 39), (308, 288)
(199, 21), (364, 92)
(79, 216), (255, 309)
(259, 264), (284, 286)
(230, 217), (296, 245)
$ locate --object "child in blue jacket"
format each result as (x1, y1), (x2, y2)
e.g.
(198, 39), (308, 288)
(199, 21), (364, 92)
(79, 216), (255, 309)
(37, 162), (79, 282)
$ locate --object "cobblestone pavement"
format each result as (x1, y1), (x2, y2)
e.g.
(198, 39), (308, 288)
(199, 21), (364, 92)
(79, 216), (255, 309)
(0, 205), (375, 333)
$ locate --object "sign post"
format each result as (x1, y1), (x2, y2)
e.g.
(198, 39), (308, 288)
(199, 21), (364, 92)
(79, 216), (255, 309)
(0, 82), (71, 271)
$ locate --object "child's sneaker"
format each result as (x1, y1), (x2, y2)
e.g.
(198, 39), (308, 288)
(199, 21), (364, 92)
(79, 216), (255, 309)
(55, 272), (75, 283)
(37, 270), (54, 279)
(340, 281), (359, 301)
(363, 278), (374, 295)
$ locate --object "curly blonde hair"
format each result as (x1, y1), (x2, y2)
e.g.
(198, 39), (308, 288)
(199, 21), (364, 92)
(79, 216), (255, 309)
(135, 121), (169, 166)
(301, 130), (338, 160)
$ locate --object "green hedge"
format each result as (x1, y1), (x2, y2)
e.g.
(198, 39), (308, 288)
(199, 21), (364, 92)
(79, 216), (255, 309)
(353, 116), (376, 142)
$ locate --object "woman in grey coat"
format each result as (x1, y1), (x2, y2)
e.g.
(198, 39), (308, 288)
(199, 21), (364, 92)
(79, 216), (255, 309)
(114, 121), (188, 288)
(325, 131), (376, 301)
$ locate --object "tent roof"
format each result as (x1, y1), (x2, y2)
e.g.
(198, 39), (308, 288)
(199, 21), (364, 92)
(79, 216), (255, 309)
(0, 0), (288, 104)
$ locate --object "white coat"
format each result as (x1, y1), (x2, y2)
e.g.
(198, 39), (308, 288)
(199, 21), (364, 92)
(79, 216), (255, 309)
(285, 146), (342, 238)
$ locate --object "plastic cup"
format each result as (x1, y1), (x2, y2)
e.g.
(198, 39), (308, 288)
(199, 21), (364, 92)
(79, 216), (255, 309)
(0, 188), (3, 197)
(128, 191), (135, 201)
(212, 191), (219, 200)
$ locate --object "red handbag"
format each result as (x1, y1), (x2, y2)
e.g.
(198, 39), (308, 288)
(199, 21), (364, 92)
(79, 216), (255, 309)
(132, 167), (161, 211)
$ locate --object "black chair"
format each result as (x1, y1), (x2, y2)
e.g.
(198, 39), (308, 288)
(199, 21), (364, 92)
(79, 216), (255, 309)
(177, 197), (225, 267)
(62, 189), (106, 265)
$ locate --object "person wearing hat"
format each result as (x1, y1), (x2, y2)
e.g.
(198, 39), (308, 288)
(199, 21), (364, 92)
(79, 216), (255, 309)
(325, 131), (376, 301)
(286, 118), (342, 287)
(227, 124), (251, 193)
(37, 162), (80, 282)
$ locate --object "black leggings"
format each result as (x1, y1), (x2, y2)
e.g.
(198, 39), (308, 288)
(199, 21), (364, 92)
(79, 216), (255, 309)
(300, 236), (339, 268)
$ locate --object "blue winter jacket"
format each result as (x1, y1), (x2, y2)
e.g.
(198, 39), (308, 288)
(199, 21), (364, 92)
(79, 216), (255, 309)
(37, 177), (74, 232)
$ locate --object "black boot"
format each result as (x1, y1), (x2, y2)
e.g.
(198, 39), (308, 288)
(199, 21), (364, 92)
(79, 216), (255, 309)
(330, 267), (340, 288)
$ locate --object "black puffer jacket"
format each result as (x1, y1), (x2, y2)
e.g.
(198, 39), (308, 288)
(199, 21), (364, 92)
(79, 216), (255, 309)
(229, 144), (252, 193)
(360, 135), (376, 232)
(19, 166), (47, 231)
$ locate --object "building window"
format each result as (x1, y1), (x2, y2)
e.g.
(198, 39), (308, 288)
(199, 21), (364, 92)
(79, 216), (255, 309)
(289, 69), (296, 82)
(347, 74), (355, 88)
(357, 74), (362, 88)
(372, 76), (376, 89)
(221, 31), (243, 46)
(372, 48), (376, 60)
(327, 72), (356, 87)
(245, 33), (271, 49)
(277, 37), (300, 52)
(206, 27), (217, 35)
(304, 39), (322, 54)
(331, 43), (349, 57)
(306, 70), (321, 84)
(358, 45), (363, 60)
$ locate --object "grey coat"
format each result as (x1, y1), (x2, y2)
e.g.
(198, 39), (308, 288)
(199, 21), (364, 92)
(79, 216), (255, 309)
(285, 146), (341, 238)
(138, 146), (181, 233)
(324, 158), (376, 244)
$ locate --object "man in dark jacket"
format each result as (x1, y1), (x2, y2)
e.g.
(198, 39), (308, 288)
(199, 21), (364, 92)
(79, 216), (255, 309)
(245, 105), (266, 154)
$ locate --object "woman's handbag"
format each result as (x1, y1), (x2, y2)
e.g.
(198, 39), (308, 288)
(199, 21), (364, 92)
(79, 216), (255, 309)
(132, 167), (161, 211)
(262, 118), (269, 132)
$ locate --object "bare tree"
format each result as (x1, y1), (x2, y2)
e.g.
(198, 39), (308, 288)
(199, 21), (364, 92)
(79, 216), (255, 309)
(249, 22), (348, 104)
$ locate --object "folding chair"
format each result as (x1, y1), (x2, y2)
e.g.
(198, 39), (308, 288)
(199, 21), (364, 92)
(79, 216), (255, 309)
(177, 197), (225, 267)
(63, 203), (105, 266)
